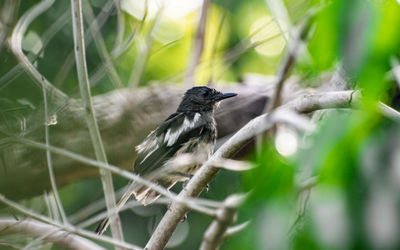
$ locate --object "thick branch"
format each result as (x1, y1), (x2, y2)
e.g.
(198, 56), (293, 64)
(0, 218), (104, 250)
(145, 90), (363, 250)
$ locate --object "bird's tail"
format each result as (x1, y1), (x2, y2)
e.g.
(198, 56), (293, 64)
(95, 180), (177, 234)
(133, 180), (177, 206)
(95, 183), (135, 235)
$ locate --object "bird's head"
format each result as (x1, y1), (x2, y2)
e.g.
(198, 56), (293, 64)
(177, 86), (237, 112)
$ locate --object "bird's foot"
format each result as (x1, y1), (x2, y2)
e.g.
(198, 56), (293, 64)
(181, 212), (188, 222)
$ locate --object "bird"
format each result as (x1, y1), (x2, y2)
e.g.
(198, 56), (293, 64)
(95, 86), (237, 235)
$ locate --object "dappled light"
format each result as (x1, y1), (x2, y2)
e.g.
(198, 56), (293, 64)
(1, 0), (400, 249)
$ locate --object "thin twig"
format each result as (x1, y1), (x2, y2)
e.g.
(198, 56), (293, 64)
(0, 0), (19, 53)
(42, 87), (68, 224)
(21, 227), (63, 250)
(0, 195), (142, 250)
(208, 8), (227, 84)
(54, 0), (115, 87)
(266, 20), (309, 113)
(200, 194), (246, 250)
(378, 102), (400, 121)
(9, 0), (70, 106)
(70, 187), (129, 224)
(12, 137), (224, 211)
(163, 29), (283, 84)
(145, 90), (361, 250)
(223, 221), (250, 238)
(0, 218), (105, 250)
(265, 0), (291, 42)
(0, 9), (69, 90)
(128, 7), (163, 87)
(113, 0), (125, 50)
(89, 29), (136, 86)
(82, 0), (123, 89)
(42, 191), (55, 221)
(184, 0), (210, 87)
(77, 198), (168, 229)
(390, 57), (400, 89)
(70, 0), (124, 243)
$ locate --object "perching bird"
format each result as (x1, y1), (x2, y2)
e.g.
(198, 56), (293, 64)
(95, 86), (237, 234)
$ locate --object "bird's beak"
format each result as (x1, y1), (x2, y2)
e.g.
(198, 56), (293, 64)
(214, 92), (237, 101)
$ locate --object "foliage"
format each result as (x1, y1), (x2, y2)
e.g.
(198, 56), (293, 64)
(1, 0), (400, 249)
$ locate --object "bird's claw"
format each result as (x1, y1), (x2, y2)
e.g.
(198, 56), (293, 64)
(181, 213), (187, 222)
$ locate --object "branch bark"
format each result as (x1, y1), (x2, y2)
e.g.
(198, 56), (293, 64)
(0, 218), (105, 250)
(144, 90), (362, 250)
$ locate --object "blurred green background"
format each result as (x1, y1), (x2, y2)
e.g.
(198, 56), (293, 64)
(1, 0), (400, 249)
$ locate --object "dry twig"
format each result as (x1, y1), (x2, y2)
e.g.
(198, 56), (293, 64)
(0, 218), (105, 250)
(184, 0), (210, 87)
(128, 7), (163, 87)
(9, 0), (69, 108)
(42, 87), (68, 224)
(14, 137), (224, 211)
(0, 0), (19, 53)
(200, 194), (246, 250)
(70, 0), (124, 243)
(0, 194), (142, 250)
(82, 0), (123, 88)
(145, 90), (361, 250)
(54, 0), (116, 86)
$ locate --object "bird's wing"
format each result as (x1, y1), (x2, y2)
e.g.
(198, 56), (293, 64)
(133, 112), (206, 175)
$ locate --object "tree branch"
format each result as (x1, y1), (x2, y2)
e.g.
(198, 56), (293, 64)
(0, 82), (275, 201)
(0, 194), (142, 250)
(54, 0), (115, 86)
(265, 22), (302, 112)
(128, 8), (163, 87)
(144, 90), (363, 250)
(70, 0), (123, 243)
(82, 0), (123, 89)
(200, 194), (245, 250)
(184, 0), (210, 87)
(43, 87), (68, 224)
(0, 218), (105, 250)
(9, 0), (70, 110)
(0, 0), (19, 53)
(13, 137), (224, 213)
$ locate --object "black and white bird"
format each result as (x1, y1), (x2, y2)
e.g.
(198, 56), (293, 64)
(95, 86), (237, 234)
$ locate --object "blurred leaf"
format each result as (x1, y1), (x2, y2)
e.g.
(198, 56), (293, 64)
(306, 2), (341, 72)
(244, 142), (295, 202)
